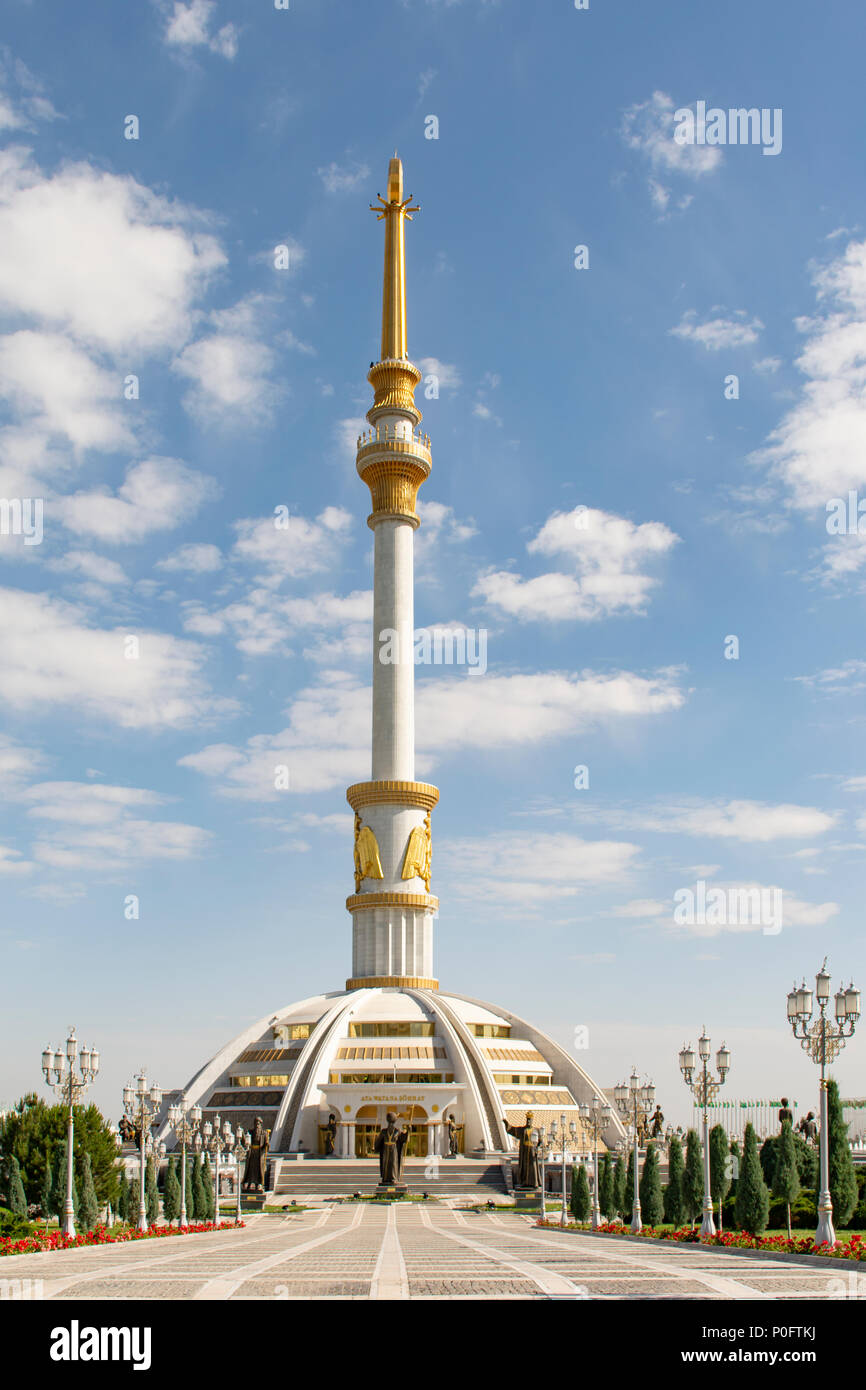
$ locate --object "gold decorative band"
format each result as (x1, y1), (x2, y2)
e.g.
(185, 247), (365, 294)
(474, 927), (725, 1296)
(345, 892), (439, 913)
(367, 359), (422, 420)
(346, 975), (439, 991)
(346, 780), (439, 812)
(358, 459), (429, 527)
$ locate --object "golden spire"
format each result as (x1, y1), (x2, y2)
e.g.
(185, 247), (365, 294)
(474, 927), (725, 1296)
(370, 155), (419, 361)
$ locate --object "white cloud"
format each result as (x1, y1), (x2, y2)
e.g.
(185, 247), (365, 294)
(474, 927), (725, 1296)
(182, 586), (372, 657)
(442, 831), (640, 906)
(23, 780), (211, 869)
(336, 416), (368, 458)
(474, 506), (679, 622)
(58, 457), (218, 543)
(417, 357), (461, 390)
(577, 798), (836, 843)
(180, 665), (685, 798)
(0, 53), (61, 132)
(0, 148), (224, 355)
(0, 733), (45, 795)
(173, 333), (276, 425)
(795, 660), (866, 694)
(317, 161), (371, 194)
(231, 505), (352, 587)
(0, 331), (133, 453)
(163, 1), (239, 59)
(51, 550), (128, 586)
(751, 238), (866, 510)
(156, 543), (223, 574)
(0, 587), (234, 728)
(621, 91), (723, 196)
(670, 310), (763, 351)
(0, 844), (33, 876)
(611, 898), (668, 918)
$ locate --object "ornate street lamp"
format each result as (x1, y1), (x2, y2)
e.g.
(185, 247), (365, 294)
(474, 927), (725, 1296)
(203, 1115), (234, 1225)
(42, 1028), (99, 1238)
(122, 1070), (162, 1233)
(166, 1101), (202, 1227)
(679, 1028), (730, 1237)
(579, 1096), (613, 1229)
(787, 960), (860, 1245)
(548, 1113), (581, 1227)
(613, 1069), (655, 1233)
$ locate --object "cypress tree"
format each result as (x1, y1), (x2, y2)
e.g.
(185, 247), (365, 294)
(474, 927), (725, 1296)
(625, 1148), (635, 1220)
(570, 1164), (590, 1222)
(200, 1153), (215, 1220)
(613, 1155), (627, 1219)
(191, 1153), (207, 1220)
(772, 1120), (800, 1239)
(826, 1079), (857, 1229)
(639, 1144), (663, 1226)
(6, 1156), (27, 1217)
(709, 1124), (731, 1231)
(184, 1159), (194, 1223)
(163, 1157), (181, 1223)
(77, 1151), (99, 1232)
(663, 1135), (684, 1226)
(735, 1123), (770, 1235)
(682, 1129), (703, 1227)
(599, 1152), (615, 1220)
(145, 1156), (159, 1224)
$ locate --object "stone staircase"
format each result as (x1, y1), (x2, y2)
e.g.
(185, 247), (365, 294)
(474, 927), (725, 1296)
(269, 1158), (508, 1200)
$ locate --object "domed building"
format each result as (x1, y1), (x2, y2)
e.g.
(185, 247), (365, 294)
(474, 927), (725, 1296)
(160, 157), (625, 1179)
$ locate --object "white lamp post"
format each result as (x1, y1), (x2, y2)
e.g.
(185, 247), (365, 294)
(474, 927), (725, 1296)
(614, 1069), (655, 1233)
(203, 1115), (234, 1225)
(533, 1127), (549, 1220)
(787, 960), (860, 1246)
(548, 1112), (580, 1227)
(166, 1101), (202, 1227)
(579, 1097), (613, 1229)
(679, 1029), (730, 1237)
(122, 1071), (162, 1233)
(42, 1028), (99, 1238)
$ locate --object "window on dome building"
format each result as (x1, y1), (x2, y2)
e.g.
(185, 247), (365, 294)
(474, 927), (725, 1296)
(348, 1021), (436, 1037)
(327, 1072), (453, 1084)
(231, 1074), (292, 1087)
(470, 1024), (511, 1038)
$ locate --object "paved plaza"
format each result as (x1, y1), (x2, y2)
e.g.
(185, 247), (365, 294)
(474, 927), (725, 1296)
(6, 1208), (862, 1301)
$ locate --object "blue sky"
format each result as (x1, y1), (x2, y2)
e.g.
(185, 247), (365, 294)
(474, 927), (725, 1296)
(1, 0), (865, 1127)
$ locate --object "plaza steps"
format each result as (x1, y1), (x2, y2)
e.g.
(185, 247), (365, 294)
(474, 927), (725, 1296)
(269, 1157), (509, 1199)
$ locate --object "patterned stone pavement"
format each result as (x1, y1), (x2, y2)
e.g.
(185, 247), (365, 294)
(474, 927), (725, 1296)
(5, 1207), (863, 1300)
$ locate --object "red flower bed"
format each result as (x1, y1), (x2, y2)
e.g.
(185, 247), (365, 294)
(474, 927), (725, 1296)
(0, 1220), (244, 1258)
(536, 1219), (866, 1261)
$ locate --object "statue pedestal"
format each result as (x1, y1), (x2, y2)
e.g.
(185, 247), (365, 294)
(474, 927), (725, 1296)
(376, 1183), (408, 1196)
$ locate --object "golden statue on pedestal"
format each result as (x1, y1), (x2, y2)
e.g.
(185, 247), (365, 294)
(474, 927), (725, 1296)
(354, 813), (384, 892)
